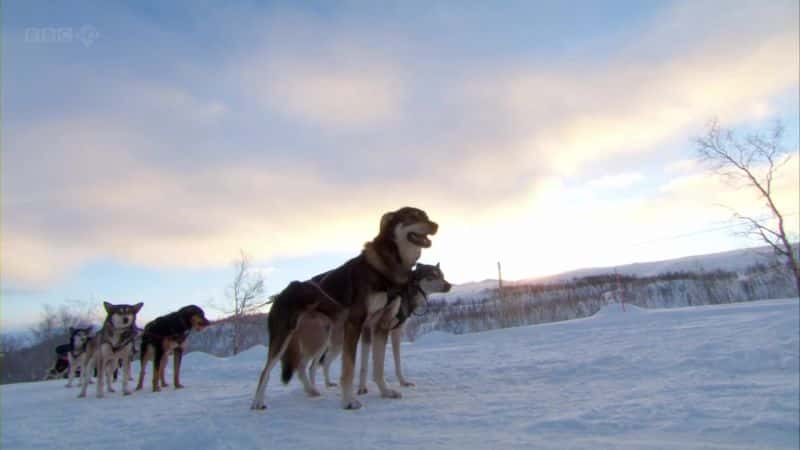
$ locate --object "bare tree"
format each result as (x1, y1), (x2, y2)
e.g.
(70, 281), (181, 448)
(29, 301), (99, 345)
(29, 305), (60, 344)
(217, 250), (268, 355)
(0, 334), (27, 354)
(695, 119), (799, 295)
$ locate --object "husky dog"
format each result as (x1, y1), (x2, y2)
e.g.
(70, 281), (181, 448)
(65, 326), (94, 387)
(136, 305), (210, 392)
(251, 207), (437, 411)
(78, 302), (143, 398)
(356, 262), (451, 393)
(282, 310), (345, 396)
(284, 263), (451, 396)
(44, 344), (72, 380)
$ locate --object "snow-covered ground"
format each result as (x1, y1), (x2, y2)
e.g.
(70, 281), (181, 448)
(2, 298), (798, 449)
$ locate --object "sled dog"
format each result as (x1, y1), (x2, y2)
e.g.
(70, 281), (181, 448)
(136, 305), (209, 392)
(78, 302), (142, 398)
(251, 207), (437, 410)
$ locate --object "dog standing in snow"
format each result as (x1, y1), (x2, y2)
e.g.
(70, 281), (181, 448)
(78, 302), (142, 398)
(65, 326), (93, 387)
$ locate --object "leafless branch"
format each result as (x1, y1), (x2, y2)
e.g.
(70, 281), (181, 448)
(694, 118), (799, 296)
(209, 249), (268, 354)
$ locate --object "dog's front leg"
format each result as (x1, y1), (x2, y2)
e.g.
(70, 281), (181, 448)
(122, 351), (133, 395)
(173, 348), (184, 389)
(95, 353), (105, 398)
(66, 357), (75, 387)
(105, 360), (116, 393)
(391, 327), (414, 387)
(357, 328), (372, 395)
(340, 320), (362, 410)
(160, 352), (169, 387)
(154, 351), (169, 392)
(372, 328), (401, 399)
(78, 357), (93, 398)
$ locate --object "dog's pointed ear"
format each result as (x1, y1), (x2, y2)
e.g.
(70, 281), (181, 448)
(103, 301), (112, 313)
(132, 302), (144, 313)
(379, 211), (396, 232)
(436, 262), (440, 269)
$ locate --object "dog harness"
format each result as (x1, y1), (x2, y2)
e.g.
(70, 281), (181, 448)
(306, 278), (346, 308)
(70, 338), (89, 359)
(102, 326), (138, 353)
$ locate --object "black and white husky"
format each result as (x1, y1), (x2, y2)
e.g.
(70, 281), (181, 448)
(356, 262), (451, 393)
(78, 302), (143, 398)
(65, 326), (93, 388)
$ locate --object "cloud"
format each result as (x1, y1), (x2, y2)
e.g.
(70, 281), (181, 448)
(457, 1), (798, 179)
(653, 154), (800, 228)
(2, 0), (798, 288)
(664, 159), (698, 174)
(246, 61), (405, 129)
(587, 173), (645, 189)
(238, 21), (407, 131)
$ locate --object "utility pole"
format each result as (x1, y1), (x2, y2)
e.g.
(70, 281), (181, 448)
(497, 261), (503, 295)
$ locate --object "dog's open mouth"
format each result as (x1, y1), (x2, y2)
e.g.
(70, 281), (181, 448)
(408, 231), (432, 248)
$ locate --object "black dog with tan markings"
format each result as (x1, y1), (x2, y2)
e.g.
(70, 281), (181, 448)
(136, 305), (210, 392)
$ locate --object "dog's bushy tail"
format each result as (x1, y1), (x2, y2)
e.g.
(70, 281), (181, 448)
(280, 338), (300, 384)
(268, 281), (315, 385)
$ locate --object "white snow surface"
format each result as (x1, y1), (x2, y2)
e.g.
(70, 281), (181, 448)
(2, 298), (798, 449)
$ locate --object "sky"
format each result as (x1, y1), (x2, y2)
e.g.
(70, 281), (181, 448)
(2, 0), (798, 332)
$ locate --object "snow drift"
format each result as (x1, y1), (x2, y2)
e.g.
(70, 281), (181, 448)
(2, 298), (797, 449)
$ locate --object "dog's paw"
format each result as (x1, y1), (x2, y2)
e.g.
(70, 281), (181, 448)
(135, 385), (143, 391)
(107, 387), (116, 393)
(250, 401), (267, 410)
(381, 389), (402, 399)
(357, 386), (368, 395)
(123, 390), (132, 396)
(342, 398), (362, 410)
(152, 387), (161, 393)
(174, 383), (185, 389)
(325, 382), (338, 388)
(400, 381), (415, 387)
(305, 388), (321, 397)
(77, 392), (86, 398)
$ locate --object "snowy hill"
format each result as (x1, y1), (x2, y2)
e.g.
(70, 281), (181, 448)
(532, 245), (789, 283)
(437, 245), (791, 300)
(3, 298), (797, 449)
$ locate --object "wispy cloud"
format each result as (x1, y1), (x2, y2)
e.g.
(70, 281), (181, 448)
(246, 60), (405, 129)
(587, 173), (645, 189)
(2, 0), (798, 289)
